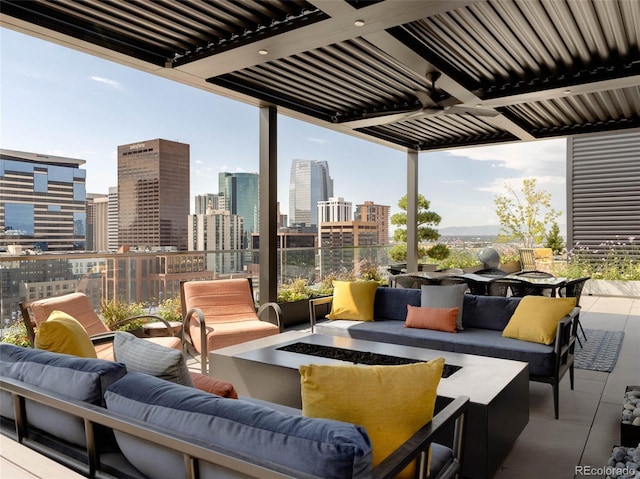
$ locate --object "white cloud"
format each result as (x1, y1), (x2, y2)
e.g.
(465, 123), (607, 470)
(446, 138), (566, 175)
(89, 76), (122, 89)
(306, 137), (327, 144)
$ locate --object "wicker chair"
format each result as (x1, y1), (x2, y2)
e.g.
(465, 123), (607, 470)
(487, 278), (544, 297)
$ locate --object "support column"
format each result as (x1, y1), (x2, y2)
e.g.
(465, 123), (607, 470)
(406, 149), (419, 272)
(259, 107), (278, 321)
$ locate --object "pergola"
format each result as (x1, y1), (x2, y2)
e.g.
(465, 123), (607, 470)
(2, 0), (639, 302)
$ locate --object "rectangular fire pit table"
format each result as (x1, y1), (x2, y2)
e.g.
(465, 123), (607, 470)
(210, 331), (529, 479)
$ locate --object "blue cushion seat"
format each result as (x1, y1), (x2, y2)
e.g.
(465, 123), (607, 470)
(315, 320), (554, 376)
(105, 372), (372, 479)
(373, 287), (421, 321)
(0, 343), (126, 447)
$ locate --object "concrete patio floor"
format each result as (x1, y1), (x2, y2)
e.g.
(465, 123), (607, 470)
(494, 294), (640, 479)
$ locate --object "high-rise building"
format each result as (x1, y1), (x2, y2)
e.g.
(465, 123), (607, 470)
(87, 193), (108, 252)
(218, 172), (259, 242)
(195, 193), (222, 214)
(107, 186), (118, 252)
(188, 201), (244, 274)
(289, 159), (333, 228)
(355, 201), (390, 245)
(117, 139), (190, 250)
(318, 197), (352, 223)
(0, 149), (87, 252)
(319, 220), (378, 275)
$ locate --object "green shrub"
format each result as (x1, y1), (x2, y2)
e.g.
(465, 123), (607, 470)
(100, 298), (147, 331)
(157, 297), (182, 322)
(1, 321), (31, 347)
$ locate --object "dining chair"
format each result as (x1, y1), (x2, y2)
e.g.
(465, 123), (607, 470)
(20, 292), (181, 360)
(519, 248), (536, 271)
(558, 276), (591, 347)
(180, 278), (281, 374)
(487, 278), (544, 297)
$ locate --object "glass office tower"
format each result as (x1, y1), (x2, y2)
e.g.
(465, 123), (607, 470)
(289, 159), (333, 229)
(0, 149), (87, 252)
(117, 139), (189, 251)
(218, 172), (259, 242)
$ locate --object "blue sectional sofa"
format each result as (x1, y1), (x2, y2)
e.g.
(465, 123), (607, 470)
(313, 287), (580, 419)
(0, 343), (468, 479)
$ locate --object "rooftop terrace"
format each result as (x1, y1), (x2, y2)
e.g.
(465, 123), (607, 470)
(1, 293), (638, 478)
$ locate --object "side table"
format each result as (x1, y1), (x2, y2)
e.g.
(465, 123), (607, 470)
(142, 321), (182, 338)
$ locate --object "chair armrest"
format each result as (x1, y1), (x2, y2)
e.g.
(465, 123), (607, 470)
(89, 331), (117, 345)
(309, 296), (333, 332)
(257, 302), (282, 331)
(553, 308), (579, 371)
(373, 395), (470, 479)
(112, 314), (176, 337)
(183, 307), (209, 374)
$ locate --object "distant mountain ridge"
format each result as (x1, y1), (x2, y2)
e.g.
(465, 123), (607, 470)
(438, 225), (502, 236)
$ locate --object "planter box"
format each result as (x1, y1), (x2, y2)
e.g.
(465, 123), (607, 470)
(621, 385), (640, 447)
(584, 280), (640, 298)
(278, 298), (330, 329)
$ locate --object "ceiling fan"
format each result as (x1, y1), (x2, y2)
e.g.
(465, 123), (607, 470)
(340, 72), (499, 129)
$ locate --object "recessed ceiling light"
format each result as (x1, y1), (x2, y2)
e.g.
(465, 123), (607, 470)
(258, 49), (269, 56)
(354, 19), (365, 27)
(563, 89), (571, 94)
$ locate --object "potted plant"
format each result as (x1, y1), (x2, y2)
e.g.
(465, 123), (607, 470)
(277, 278), (319, 328)
(100, 298), (149, 337)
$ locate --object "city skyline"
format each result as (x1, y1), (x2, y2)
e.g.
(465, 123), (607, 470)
(1, 28), (567, 230)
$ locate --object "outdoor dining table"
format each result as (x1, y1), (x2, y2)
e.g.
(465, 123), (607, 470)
(503, 273), (567, 297)
(397, 271), (567, 297)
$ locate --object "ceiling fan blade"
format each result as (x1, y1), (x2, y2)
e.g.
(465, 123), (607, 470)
(445, 106), (500, 117)
(341, 111), (418, 128)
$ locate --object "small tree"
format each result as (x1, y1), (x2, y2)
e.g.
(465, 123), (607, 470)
(494, 178), (560, 248)
(545, 222), (565, 255)
(389, 194), (442, 262)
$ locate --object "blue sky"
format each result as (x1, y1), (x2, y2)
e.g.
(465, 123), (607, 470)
(0, 28), (567, 230)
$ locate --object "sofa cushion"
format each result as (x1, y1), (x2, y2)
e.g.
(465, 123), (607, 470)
(105, 372), (372, 479)
(0, 343), (126, 447)
(462, 294), (521, 331)
(34, 310), (97, 358)
(300, 359), (444, 479)
(503, 296), (577, 344)
(113, 331), (194, 387)
(373, 287), (421, 321)
(314, 320), (555, 376)
(421, 284), (467, 330)
(326, 281), (379, 321)
(405, 305), (458, 333)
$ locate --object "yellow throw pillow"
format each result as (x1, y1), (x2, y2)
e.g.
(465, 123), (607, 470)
(300, 358), (444, 479)
(35, 310), (97, 358)
(325, 280), (378, 321)
(502, 296), (577, 345)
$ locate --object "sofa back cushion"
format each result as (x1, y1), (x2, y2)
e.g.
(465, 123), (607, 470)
(373, 287), (421, 321)
(0, 343), (126, 447)
(462, 294), (521, 331)
(105, 372), (372, 479)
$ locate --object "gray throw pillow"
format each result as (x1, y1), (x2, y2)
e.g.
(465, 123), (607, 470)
(421, 284), (467, 330)
(113, 332), (194, 387)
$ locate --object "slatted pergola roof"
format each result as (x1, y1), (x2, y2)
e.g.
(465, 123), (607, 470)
(2, 0), (638, 152)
